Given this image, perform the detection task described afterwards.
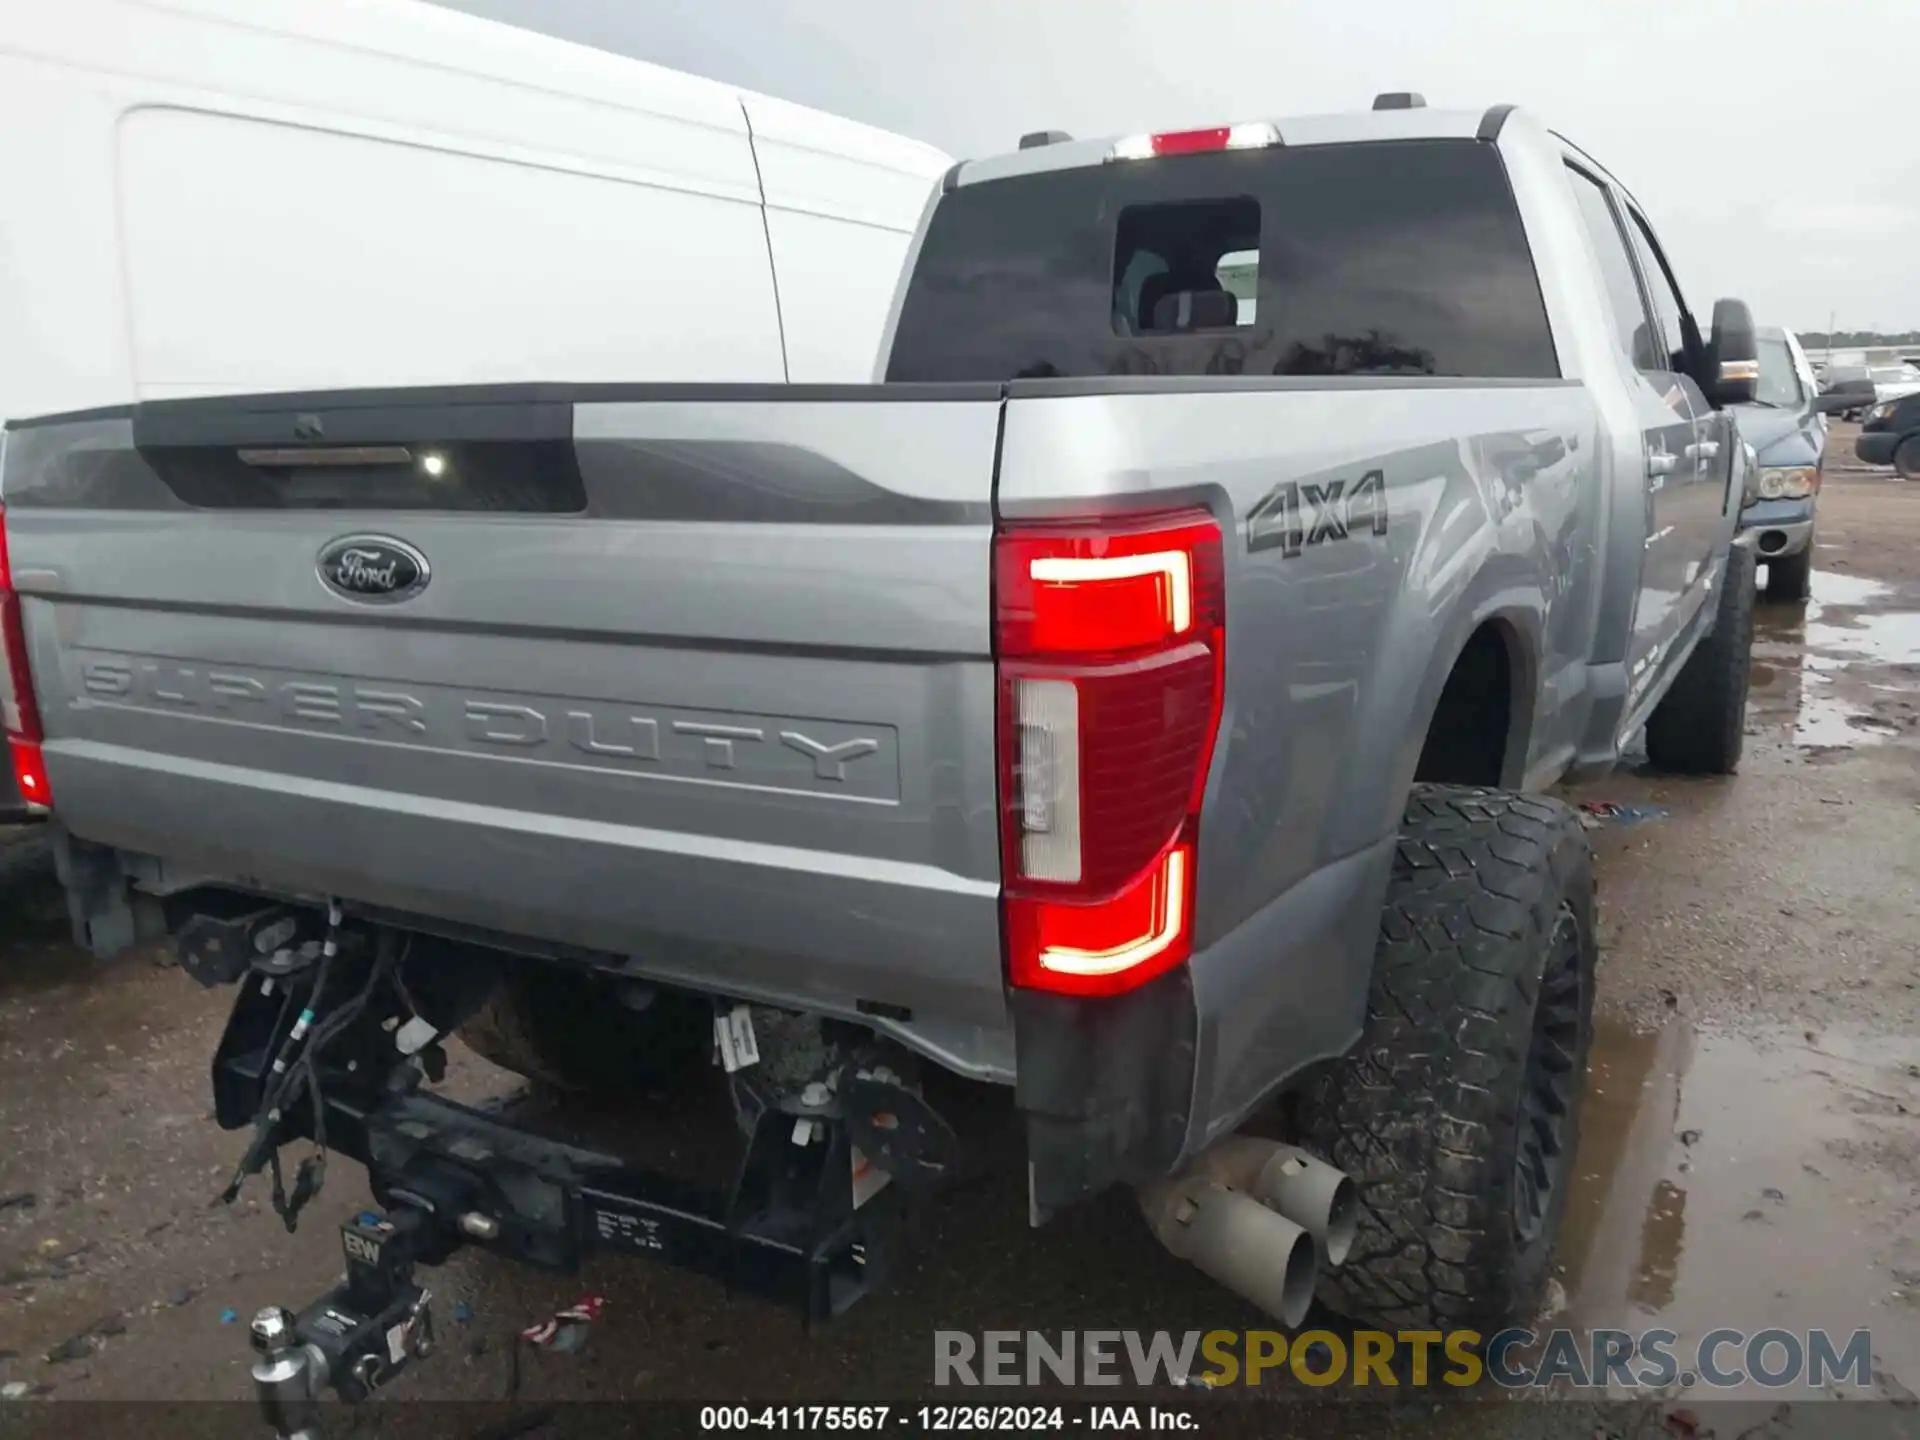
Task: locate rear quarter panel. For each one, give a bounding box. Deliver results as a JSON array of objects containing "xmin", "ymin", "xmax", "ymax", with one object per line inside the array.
[{"xmin": 1000, "ymin": 378, "xmax": 1603, "ymax": 1137}]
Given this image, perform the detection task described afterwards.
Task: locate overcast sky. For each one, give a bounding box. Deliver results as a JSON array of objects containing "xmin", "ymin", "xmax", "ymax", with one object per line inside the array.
[{"xmin": 436, "ymin": 0, "xmax": 1919, "ymax": 333}]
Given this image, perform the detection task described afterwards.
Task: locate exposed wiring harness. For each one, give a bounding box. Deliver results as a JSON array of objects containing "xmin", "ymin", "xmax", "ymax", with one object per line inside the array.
[{"xmin": 218, "ymin": 904, "xmax": 407, "ymax": 1231}]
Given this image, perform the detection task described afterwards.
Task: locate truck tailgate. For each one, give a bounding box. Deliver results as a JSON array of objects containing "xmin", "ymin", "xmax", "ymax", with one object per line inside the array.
[{"xmin": 2, "ymin": 386, "xmax": 1009, "ymax": 1029}]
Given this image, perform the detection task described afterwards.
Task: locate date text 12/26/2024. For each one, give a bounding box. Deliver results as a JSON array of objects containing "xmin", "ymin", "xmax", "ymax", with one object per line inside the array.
[{"xmin": 699, "ymin": 1407, "xmax": 1198, "ymax": 1432}]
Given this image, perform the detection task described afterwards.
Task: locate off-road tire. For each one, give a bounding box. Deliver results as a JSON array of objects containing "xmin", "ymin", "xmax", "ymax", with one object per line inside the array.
[
  {"xmin": 1896, "ymin": 437, "xmax": 1920, "ymax": 482},
  {"xmin": 1764, "ymin": 541, "xmax": 1812, "ymax": 602},
  {"xmin": 459, "ymin": 964, "xmax": 710, "ymax": 1093},
  {"xmin": 1296, "ymin": 785, "xmax": 1596, "ymax": 1335},
  {"xmin": 1644, "ymin": 542, "xmax": 1756, "ymax": 774}
]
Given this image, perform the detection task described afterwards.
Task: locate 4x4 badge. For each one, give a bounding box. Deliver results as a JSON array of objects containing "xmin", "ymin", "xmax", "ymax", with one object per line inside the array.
[{"xmin": 1247, "ymin": 469, "xmax": 1389, "ymax": 557}]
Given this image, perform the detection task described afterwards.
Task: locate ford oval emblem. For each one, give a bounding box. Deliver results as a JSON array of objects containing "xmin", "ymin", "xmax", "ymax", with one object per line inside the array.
[{"xmin": 317, "ymin": 535, "xmax": 431, "ymax": 604}]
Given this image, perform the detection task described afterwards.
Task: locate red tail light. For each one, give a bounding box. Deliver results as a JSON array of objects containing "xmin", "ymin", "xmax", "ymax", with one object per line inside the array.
[
  {"xmin": 0, "ymin": 504, "xmax": 50, "ymax": 810},
  {"xmin": 995, "ymin": 509, "xmax": 1225, "ymax": 996}
]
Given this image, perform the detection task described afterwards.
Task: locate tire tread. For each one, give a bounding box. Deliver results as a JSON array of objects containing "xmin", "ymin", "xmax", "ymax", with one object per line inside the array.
[
  {"xmin": 1297, "ymin": 784, "xmax": 1596, "ymax": 1334},
  {"xmin": 1645, "ymin": 544, "xmax": 1756, "ymax": 775}
]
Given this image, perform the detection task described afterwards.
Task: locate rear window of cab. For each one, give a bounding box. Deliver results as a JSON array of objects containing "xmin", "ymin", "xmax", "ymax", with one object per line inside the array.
[{"xmin": 886, "ymin": 139, "xmax": 1559, "ymax": 384}]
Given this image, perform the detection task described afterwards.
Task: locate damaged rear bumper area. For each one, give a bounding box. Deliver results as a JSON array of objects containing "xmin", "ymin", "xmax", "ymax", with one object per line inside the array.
[
  {"xmin": 178, "ymin": 902, "xmax": 945, "ymax": 1420},
  {"xmin": 114, "ymin": 813, "xmax": 1379, "ymax": 1423}
]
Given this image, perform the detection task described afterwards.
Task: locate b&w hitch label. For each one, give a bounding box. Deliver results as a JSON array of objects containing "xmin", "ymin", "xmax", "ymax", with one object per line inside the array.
[{"xmin": 594, "ymin": 1208, "xmax": 667, "ymax": 1254}]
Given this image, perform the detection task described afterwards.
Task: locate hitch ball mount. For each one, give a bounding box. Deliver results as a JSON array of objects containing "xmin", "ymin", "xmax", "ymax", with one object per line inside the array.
[{"xmin": 250, "ymin": 1208, "xmax": 437, "ymax": 1438}]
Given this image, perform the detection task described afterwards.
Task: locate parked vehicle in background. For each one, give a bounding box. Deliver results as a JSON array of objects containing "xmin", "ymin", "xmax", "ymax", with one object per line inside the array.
[
  {"xmin": 1857, "ymin": 392, "xmax": 1920, "ymax": 479},
  {"xmin": 1820, "ymin": 364, "xmax": 1879, "ymax": 421},
  {"xmin": 0, "ymin": 0, "xmax": 949, "ymax": 820},
  {"xmin": 4, "ymin": 93, "xmax": 1761, "ymax": 1414},
  {"xmin": 1734, "ymin": 327, "xmax": 1826, "ymax": 601},
  {"xmin": 0, "ymin": 0, "xmax": 951, "ymax": 420},
  {"xmin": 1870, "ymin": 363, "xmax": 1920, "ymax": 406}
]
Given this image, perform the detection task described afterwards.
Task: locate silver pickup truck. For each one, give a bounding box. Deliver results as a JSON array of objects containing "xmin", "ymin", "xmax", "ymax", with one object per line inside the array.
[{"xmin": 1, "ymin": 96, "xmax": 1758, "ymax": 1404}]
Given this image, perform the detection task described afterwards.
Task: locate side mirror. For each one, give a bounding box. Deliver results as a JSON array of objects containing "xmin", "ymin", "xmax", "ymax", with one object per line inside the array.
[
  {"xmin": 1814, "ymin": 390, "xmax": 1858, "ymax": 415},
  {"xmin": 1708, "ymin": 298, "xmax": 1758, "ymax": 406}
]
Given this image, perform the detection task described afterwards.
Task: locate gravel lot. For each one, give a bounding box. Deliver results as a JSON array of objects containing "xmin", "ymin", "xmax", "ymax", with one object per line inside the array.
[{"xmin": 3, "ymin": 429, "xmax": 1918, "ymax": 1437}]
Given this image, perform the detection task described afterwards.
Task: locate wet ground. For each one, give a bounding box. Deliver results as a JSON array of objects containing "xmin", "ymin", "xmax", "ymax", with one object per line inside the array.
[{"xmin": 3, "ymin": 436, "xmax": 1919, "ymax": 1436}]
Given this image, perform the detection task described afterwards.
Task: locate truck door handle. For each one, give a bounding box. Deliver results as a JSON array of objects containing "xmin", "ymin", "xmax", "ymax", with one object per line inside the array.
[
  {"xmin": 1647, "ymin": 452, "xmax": 1678, "ymax": 477},
  {"xmin": 1686, "ymin": 442, "xmax": 1720, "ymax": 461}
]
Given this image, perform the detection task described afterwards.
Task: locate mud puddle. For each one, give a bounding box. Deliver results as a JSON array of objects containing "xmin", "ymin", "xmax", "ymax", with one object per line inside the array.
[
  {"xmin": 1808, "ymin": 610, "xmax": 1920, "ymax": 667},
  {"xmin": 1746, "ymin": 659, "xmax": 1901, "ymax": 750},
  {"xmin": 1548, "ymin": 1015, "xmax": 1920, "ymax": 1400},
  {"xmin": 1750, "ymin": 569, "xmax": 1920, "ymax": 752}
]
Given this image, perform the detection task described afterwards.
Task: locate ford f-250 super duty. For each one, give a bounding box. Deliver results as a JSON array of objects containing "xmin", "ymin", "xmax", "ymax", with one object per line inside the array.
[{"xmin": 1, "ymin": 95, "xmax": 1759, "ymax": 1417}]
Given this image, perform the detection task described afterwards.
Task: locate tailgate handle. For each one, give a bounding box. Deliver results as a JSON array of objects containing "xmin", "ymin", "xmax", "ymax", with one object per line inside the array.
[{"xmin": 237, "ymin": 446, "xmax": 415, "ymax": 468}]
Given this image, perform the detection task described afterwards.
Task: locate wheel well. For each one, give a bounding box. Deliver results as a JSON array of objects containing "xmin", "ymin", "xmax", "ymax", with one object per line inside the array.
[{"xmin": 1413, "ymin": 623, "xmax": 1514, "ymax": 787}]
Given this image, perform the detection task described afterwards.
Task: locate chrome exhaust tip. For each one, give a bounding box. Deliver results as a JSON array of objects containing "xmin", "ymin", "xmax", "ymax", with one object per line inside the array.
[
  {"xmin": 1250, "ymin": 1145, "xmax": 1358, "ymax": 1270},
  {"xmin": 1141, "ymin": 1179, "xmax": 1317, "ymax": 1329},
  {"xmin": 1187, "ymin": 1137, "xmax": 1360, "ymax": 1269}
]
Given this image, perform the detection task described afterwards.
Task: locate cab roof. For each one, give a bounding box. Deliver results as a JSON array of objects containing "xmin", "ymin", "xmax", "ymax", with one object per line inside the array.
[{"xmin": 953, "ymin": 102, "xmax": 1521, "ymax": 190}]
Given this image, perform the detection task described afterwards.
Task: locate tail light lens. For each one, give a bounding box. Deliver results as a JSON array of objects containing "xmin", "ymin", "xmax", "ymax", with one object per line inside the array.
[
  {"xmin": 995, "ymin": 509, "xmax": 1225, "ymax": 996},
  {"xmin": 0, "ymin": 504, "xmax": 50, "ymax": 810}
]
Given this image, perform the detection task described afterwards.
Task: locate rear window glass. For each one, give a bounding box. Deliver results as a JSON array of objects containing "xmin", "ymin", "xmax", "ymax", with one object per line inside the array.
[
  {"xmin": 1113, "ymin": 199, "xmax": 1260, "ymax": 335},
  {"xmin": 887, "ymin": 139, "xmax": 1558, "ymax": 382}
]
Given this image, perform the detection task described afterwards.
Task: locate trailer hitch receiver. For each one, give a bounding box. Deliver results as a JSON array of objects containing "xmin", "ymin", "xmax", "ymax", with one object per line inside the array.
[{"xmin": 207, "ymin": 912, "xmax": 936, "ymax": 1435}]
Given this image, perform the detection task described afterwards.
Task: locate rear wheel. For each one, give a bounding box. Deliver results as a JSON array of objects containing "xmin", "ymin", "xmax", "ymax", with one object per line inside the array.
[
  {"xmin": 1764, "ymin": 540, "xmax": 1812, "ymax": 602},
  {"xmin": 1295, "ymin": 785, "xmax": 1596, "ymax": 1334},
  {"xmin": 1644, "ymin": 543, "xmax": 1756, "ymax": 774},
  {"xmin": 1896, "ymin": 437, "xmax": 1920, "ymax": 481},
  {"xmin": 459, "ymin": 964, "xmax": 711, "ymax": 1093}
]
